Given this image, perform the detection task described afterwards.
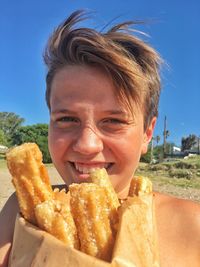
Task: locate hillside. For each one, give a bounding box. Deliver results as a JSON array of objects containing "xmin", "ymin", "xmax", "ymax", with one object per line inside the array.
[{"xmin": 136, "ymin": 155, "xmax": 200, "ymax": 202}]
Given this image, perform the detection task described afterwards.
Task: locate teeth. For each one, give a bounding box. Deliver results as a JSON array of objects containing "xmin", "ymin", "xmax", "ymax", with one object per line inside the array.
[{"xmin": 74, "ymin": 163, "xmax": 109, "ymax": 174}]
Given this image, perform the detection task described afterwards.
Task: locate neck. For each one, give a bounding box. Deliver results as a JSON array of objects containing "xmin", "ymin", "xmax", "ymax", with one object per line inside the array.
[{"xmin": 117, "ymin": 183, "xmax": 131, "ymax": 199}]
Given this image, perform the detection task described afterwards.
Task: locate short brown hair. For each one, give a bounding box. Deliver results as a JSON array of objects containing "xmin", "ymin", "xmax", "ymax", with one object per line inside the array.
[{"xmin": 44, "ymin": 10, "xmax": 162, "ymax": 130}]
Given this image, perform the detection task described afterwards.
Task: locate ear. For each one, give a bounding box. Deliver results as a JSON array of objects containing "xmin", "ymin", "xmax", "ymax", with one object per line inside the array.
[{"xmin": 141, "ymin": 117, "xmax": 157, "ymax": 155}]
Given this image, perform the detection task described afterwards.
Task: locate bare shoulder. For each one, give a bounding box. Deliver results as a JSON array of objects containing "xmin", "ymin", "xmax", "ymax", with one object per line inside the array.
[
  {"xmin": 154, "ymin": 192, "xmax": 200, "ymax": 266},
  {"xmin": 155, "ymin": 191, "xmax": 200, "ymax": 225},
  {"xmin": 0, "ymin": 193, "xmax": 19, "ymax": 267}
]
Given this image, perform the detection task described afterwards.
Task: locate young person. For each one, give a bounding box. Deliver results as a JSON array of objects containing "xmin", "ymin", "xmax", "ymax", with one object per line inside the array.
[{"xmin": 1, "ymin": 10, "xmax": 200, "ymax": 267}]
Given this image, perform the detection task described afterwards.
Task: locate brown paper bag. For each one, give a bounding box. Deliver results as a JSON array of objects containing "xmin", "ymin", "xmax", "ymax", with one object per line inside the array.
[
  {"xmin": 9, "ymin": 195, "xmax": 160, "ymax": 267},
  {"xmin": 8, "ymin": 215, "xmax": 110, "ymax": 267},
  {"xmin": 112, "ymin": 195, "xmax": 160, "ymax": 267}
]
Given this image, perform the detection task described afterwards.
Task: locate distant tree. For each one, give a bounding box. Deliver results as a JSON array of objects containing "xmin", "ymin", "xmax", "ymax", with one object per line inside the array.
[
  {"xmin": 150, "ymin": 135, "xmax": 160, "ymax": 163},
  {"xmin": 166, "ymin": 142, "xmax": 176, "ymax": 155},
  {"xmin": 0, "ymin": 129, "xmax": 8, "ymax": 146},
  {"xmin": 0, "ymin": 112, "xmax": 25, "ymax": 146},
  {"xmin": 181, "ymin": 134, "xmax": 196, "ymax": 151},
  {"xmin": 155, "ymin": 135, "xmax": 160, "ymax": 144},
  {"xmin": 12, "ymin": 124, "xmax": 51, "ymax": 163},
  {"xmin": 140, "ymin": 135, "xmax": 161, "ymax": 163},
  {"xmin": 140, "ymin": 146, "xmax": 151, "ymax": 163},
  {"xmin": 153, "ymin": 145, "xmax": 163, "ymax": 160},
  {"xmin": 152, "ymin": 142, "xmax": 175, "ymax": 161}
]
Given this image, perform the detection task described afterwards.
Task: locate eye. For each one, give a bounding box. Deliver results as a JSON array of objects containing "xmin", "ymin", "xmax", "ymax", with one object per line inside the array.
[
  {"xmin": 99, "ymin": 118, "xmax": 128, "ymax": 133},
  {"xmin": 57, "ymin": 116, "xmax": 79, "ymax": 123},
  {"xmin": 102, "ymin": 118, "xmax": 126, "ymax": 124},
  {"xmin": 53, "ymin": 116, "xmax": 80, "ymax": 129}
]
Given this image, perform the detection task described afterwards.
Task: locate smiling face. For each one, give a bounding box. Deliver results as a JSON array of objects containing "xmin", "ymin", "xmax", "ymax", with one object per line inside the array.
[{"xmin": 48, "ymin": 65, "xmax": 156, "ymax": 198}]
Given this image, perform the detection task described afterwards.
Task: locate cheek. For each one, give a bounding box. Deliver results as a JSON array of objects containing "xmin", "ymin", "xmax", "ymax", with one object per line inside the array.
[
  {"xmin": 48, "ymin": 127, "xmax": 55, "ymax": 156},
  {"xmin": 117, "ymin": 131, "xmax": 145, "ymax": 160},
  {"xmin": 121, "ymin": 144, "xmax": 142, "ymax": 172},
  {"xmin": 48, "ymin": 127, "xmax": 66, "ymax": 162}
]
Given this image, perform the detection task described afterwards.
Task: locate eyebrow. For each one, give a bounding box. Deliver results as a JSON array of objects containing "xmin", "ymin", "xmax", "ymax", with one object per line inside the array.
[
  {"xmin": 51, "ymin": 108, "xmax": 128, "ymax": 116},
  {"xmin": 104, "ymin": 110, "xmax": 128, "ymax": 116},
  {"xmin": 51, "ymin": 109, "xmax": 76, "ymax": 115}
]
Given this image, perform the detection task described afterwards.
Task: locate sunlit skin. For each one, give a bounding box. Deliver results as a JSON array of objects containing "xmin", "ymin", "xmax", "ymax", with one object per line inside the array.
[{"xmin": 48, "ymin": 65, "xmax": 156, "ymax": 198}]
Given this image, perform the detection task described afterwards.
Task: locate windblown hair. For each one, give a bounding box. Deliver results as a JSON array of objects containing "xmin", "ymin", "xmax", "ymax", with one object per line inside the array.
[{"xmin": 44, "ymin": 10, "xmax": 162, "ymax": 130}]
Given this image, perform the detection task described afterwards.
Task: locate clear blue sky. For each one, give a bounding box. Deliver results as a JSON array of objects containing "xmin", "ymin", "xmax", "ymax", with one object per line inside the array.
[{"xmin": 1, "ymin": 0, "xmax": 200, "ymax": 146}]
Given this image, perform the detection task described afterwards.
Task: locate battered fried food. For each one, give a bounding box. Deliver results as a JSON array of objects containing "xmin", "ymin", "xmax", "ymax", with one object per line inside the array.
[
  {"xmin": 7, "ymin": 143, "xmax": 79, "ymax": 248},
  {"xmin": 35, "ymin": 190, "xmax": 79, "ymax": 248},
  {"xmin": 6, "ymin": 143, "xmax": 118, "ymax": 256},
  {"xmin": 6, "ymin": 143, "xmax": 53, "ymax": 223},
  {"xmin": 129, "ymin": 176, "xmax": 152, "ymax": 197},
  {"xmin": 69, "ymin": 183, "xmax": 115, "ymax": 261},
  {"xmin": 89, "ymin": 168, "xmax": 120, "ymax": 234},
  {"xmin": 89, "ymin": 168, "xmax": 120, "ymax": 209},
  {"xmin": 7, "ymin": 142, "xmax": 158, "ymax": 264}
]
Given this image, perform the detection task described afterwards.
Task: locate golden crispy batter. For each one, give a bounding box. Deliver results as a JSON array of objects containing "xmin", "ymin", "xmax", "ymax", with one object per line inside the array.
[
  {"xmin": 7, "ymin": 143, "xmax": 124, "ymax": 260},
  {"xmin": 35, "ymin": 194, "xmax": 79, "ymax": 248},
  {"xmin": 6, "ymin": 143, "xmax": 79, "ymax": 248},
  {"xmin": 129, "ymin": 176, "xmax": 152, "ymax": 197},
  {"xmin": 89, "ymin": 168, "xmax": 120, "ymax": 209},
  {"xmin": 6, "ymin": 143, "xmax": 53, "ymax": 223},
  {"xmin": 69, "ymin": 183, "xmax": 115, "ymax": 261},
  {"xmin": 88, "ymin": 168, "xmax": 120, "ymax": 233}
]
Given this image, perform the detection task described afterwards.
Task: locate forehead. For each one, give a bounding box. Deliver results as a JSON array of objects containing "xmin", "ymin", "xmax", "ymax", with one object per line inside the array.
[
  {"xmin": 50, "ymin": 65, "xmax": 141, "ymax": 118},
  {"xmin": 52, "ymin": 65, "xmax": 111, "ymax": 90},
  {"xmin": 50, "ymin": 65, "xmax": 117, "ymax": 106}
]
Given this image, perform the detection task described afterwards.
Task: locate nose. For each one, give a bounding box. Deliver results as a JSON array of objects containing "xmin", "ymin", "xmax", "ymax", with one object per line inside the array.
[{"xmin": 72, "ymin": 126, "xmax": 103, "ymax": 155}]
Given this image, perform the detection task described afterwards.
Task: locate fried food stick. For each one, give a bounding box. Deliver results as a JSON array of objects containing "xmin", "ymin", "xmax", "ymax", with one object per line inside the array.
[
  {"xmin": 88, "ymin": 168, "xmax": 120, "ymax": 233},
  {"xmin": 129, "ymin": 176, "xmax": 153, "ymax": 197},
  {"xmin": 35, "ymin": 189, "xmax": 79, "ymax": 248},
  {"xmin": 6, "ymin": 143, "xmax": 79, "ymax": 249},
  {"xmin": 89, "ymin": 168, "xmax": 120, "ymax": 209},
  {"xmin": 69, "ymin": 183, "xmax": 115, "ymax": 261},
  {"xmin": 6, "ymin": 143, "xmax": 53, "ymax": 223}
]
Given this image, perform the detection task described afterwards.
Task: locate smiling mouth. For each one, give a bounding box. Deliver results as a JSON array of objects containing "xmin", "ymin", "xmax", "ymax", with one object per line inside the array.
[{"xmin": 69, "ymin": 162, "xmax": 113, "ymax": 174}]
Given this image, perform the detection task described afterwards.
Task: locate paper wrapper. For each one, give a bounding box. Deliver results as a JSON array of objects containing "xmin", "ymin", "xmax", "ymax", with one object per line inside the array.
[{"xmin": 8, "ymin": 194, "xmax": 160, "ymax": 267}]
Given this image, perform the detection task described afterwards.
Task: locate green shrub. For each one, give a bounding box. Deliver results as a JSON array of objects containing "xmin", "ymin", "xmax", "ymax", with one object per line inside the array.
[
  {"xmin": 174, "ymin": 161, "xmax": 195, "ymax": 169},
  {"xmin": 140, "ymin": 152, "xmax": 151, "ymax": 163},
  {"xmin": 168, "ymin": 169, "xmax": 193, "ymax": 179},
  {"xmin": 36, "ymin": 136, "xmax": 52, "ymax": 163},
  {"xmin": 0, "ymin": 154, "xmax": 5, "ymax": 160},
  {"xmin": 148, "ymin": 164, "xmax": 168, "ymax": 172},
  {"xmin": 195, "ymin": 162, "xmax": 200, "ymax": 169},
  {"xmin": 11, "ymin": 124, "xmax": 52, "ymax": 163}
]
